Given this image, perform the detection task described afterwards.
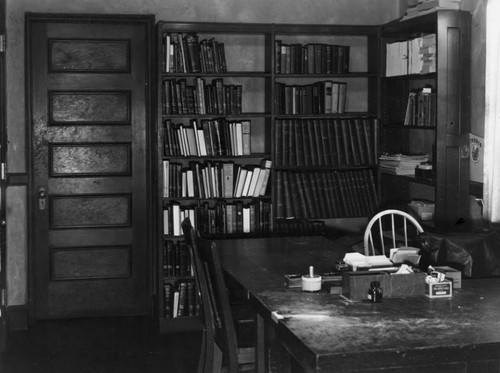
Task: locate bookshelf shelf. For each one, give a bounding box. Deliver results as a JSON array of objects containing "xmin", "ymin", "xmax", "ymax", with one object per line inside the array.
[
  {"xmin": 275, "ymin": 72, "xmax": 376, "ymax": 78},
  {"xmin": 162, "ymin": 72, "xmax": 272, "ymax": 77},
  {"xmin": 378, "ymin": 10, "xmax": 471, "ymax": 233},
  {"xmin": 382, "ymin": 124, "xmax": 436, "ymax": 130},
  {"xmin": 383, "ymin": 72, "xmax": 437, "ymax": 81},
  {"xmin": 274, "ymin": 112, "xmax": 376, "ymax": 119}
]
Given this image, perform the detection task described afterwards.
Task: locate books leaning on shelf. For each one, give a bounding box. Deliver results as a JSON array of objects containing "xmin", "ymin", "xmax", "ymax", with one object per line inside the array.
[
  {"xmin": 404, "ymin": 87, "xmax": 436, "ymax": 126},
  {"xmin": 274, "ymin": 80, "xmax": 347, "ymax": 115},
  {"xmin": 163, "ymin": 240, "xmax": 193, "ymax": 277},
  {"xmin": 163, "ymin": 280, "xmax": 197, "ymax": 318},
  {"xmin": 385, "ymin": 33, "xmax": 436, "ymax": 77},
  {"xmin": 163, "ymin": 199, "xmax": 273, "ymax": 237},
  {"xmin": 162, "ymin": 78, "xmax": 242, "ymax": 115},
  {"xmin": 274, "ymin": 168, "xmax": 379, "ymax": 219},
  {"xmin": 379, "ymin": 153, "xmax": 430, "ymax": 176},
  {"xmin": 274, "ymin": 117, "xmax": 378, "ymax": 167},
  {"xmin": 162, "ymin": 32, "xmax": 227, "ymax": 73},
  {"xmin": 163, "ymin": 118, "xmax": 251, "ymax": 157},
  {"xmin": 162, "ymin": 159, "xmax": 272, "ymax": 199},
  {"xmin": 274, "ymin": 40, "xmax": 350, "ymax": 74}
]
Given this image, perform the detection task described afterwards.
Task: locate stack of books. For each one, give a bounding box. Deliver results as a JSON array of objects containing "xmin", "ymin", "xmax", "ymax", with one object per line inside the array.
[
  {"xmin": 379, "ymin": 153, "xmax": 429, "ymax": 176},
  {"xmin": 403, "ymin": 0, "xmax": 461, "ymax": 20}
]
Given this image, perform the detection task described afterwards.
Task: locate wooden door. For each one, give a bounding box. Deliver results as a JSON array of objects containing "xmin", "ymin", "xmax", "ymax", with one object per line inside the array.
[{"xmin": 27, "ymin": 14, "xmax": 153, "ymax": 319}]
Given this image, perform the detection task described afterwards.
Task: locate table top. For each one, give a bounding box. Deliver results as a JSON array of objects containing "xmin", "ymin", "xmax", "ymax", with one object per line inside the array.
[{"xmin": 216, "ymin": 236, "xmax": 500, "ymax": 372}]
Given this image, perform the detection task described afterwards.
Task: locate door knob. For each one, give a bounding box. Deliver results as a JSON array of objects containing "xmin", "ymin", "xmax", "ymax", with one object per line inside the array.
[{"xmin": 38, "ymin": 187, "xmax": 47, "ymax": 211}]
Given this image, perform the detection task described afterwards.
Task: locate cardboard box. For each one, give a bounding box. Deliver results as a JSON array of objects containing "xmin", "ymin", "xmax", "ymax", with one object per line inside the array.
[
  {"xmin": 433, "ymin": 266, "xmax": 462, "ymax": 289},
  {"xmin": 408, "ymin": 200, "xmax": 435, "ymax": 221},
  {"xmin": 425, "ymin": 280, "xmax": 452, "ymax": 298},
  {"xmin": 342, "ymin": 270, "xmax": 427, "ymax": 301}
]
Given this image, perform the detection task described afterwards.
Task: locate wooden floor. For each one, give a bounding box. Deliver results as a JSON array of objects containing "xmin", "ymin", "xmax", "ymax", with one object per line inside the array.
[{"xmin": 0, "ymin": 316, "xmax": 202, "ymax": 373}]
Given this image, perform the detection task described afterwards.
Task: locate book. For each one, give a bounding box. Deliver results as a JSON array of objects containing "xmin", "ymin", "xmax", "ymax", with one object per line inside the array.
[
  {"xmin": 241, "ymin": 120, "xmax": 251, "ymax": 156},
  {"xmin": 247, "ymin": 167, "xmax": 261, "ymax": 197},
  {"xmin": 234, "ymin": 167, "xmax": 248, "ymax": 198},
  {"xmin": 164, "ymin": 283, "xmax": 173, "ymax": 318},
  {"xmin": 339, "ymin": 119, "xmax": 352, "ymax": 165},
  {"xmin": 241, "ymin": 168, "xmax": 254, "ymax": 197},
  {"xmin": 177, "ymin": 281, "xmax": 188, "ymax": 317},
  {"xmin": 172, "ymin": 290, "xmax": 180, "ymax": 318},
  {"xmin": 257, "ymin": 159, "xmax": 272, "ymax": 196}
]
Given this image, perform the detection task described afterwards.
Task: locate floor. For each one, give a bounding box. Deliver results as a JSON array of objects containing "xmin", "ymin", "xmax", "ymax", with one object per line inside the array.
[{"xmin": 0, "ymin": 316, "xmax": 202, "ymax": 373}]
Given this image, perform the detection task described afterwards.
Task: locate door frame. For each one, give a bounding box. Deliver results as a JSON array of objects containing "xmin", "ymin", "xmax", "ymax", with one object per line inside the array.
[
  {"xmin": 25, "ymin": 13, "xmax": 156, "ymax": 322},
  {"xmin": 0, "ymin": 0, "xmax": 6, "ymax": 350}
]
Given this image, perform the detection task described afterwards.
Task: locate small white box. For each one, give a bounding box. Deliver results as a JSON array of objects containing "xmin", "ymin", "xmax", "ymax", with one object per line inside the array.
[
  {"xmin": 408, "ymin": 200, "xmax": 435, "ymax": 221},
  {"xmin": 425, "ymin": 280, "xmax": 452, "ymax": 298}
]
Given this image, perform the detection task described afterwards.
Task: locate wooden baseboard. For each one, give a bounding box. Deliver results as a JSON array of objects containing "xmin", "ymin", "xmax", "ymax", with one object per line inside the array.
[{"xmin": 7, "ymin": 305, "xmax": 29, "ymax": 330}]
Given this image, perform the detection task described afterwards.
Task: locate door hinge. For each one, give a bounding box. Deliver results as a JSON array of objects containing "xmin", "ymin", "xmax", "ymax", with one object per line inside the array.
[
  {"xmin": 0, "ymin": 163, "xmax": 5, "ymax": 181},
  {"xmin": 0, "ymin": 34, "xmax": 5, "ymax": 53}
]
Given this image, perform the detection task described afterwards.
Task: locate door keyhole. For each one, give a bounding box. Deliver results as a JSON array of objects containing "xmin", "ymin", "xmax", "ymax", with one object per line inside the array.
[{"xmin": 38, "ymin": 187, "xmax": 47, "ymax": 211}]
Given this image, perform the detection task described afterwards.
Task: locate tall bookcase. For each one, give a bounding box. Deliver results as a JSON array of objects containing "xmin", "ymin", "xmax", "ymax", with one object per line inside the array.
[
  {"xmin": 378, "ymin": 10, "xmax": 471, "ymax": 232},
  {"xmin": 271, "ymin": 24, "xmax": 380, "ymax": 234},
  {"xmin": 155, "ymin": 22, "xmax": 274, "ymax": 332},
  {"xmin": 155, "ymin": 21, "xmax": 380, "ymax": 331}
]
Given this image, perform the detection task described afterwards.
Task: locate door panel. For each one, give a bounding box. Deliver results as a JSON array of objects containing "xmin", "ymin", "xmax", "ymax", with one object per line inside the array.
[{"xmin": 28, "ymin": 15, "xmax": 153, "ymax": 319}]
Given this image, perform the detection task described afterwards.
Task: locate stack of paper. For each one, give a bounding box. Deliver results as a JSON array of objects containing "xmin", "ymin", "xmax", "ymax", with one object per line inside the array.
[
  {"xmin": 379, "ymin": 153, "xmax": 429, "ymax": 176},
  {"xmin": 403, "ymin": 0, "xmax": 461, "ymax": 20},
  {"xmin": 343, "ymin": 252, "xmax": 393, "ymax": 270}
]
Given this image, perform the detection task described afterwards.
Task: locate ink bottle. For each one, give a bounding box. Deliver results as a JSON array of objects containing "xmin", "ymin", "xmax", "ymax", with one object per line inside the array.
[{"xmin": 367, "ymin": 281, "xmax": 383, "ymax": 302}]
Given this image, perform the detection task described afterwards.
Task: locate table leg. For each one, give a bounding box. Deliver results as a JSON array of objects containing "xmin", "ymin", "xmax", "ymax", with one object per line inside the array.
[{"xmin": 256, "ymin": 313, "xmax": 266, "ymax": 373}]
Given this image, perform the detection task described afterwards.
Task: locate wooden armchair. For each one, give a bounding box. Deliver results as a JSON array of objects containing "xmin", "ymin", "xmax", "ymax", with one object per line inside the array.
[{"xmin": 181, "ymin": 218, "xmax": 255, "ymax": 372}]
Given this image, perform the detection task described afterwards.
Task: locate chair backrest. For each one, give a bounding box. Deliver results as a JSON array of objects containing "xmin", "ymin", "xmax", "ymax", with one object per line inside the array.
[
  {"xmin": 181, "ymin": 217, "xmax": 239, "ymax": 372},
  {"xmin": 181, "ymin": 218, "xmax": 215, "ymax": 373},
  {"xmin": 364, "ymin": 209, "xmax": 424, "ymax": 256}
]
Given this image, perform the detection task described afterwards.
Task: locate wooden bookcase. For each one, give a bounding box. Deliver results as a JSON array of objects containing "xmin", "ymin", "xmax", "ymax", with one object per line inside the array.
[
  {"xmin": 154, "ymin": 21, "xmax": 380, "ymax": 331},
  {"xmin": 155, "ymin": 21, "xmax": 274, "ymax": 332},
  {"xmin": 378, "ymin": 10, "xmax": 471, "ymax": 232},
  {"xmin": 271, "ymin": 24, "xmax": 380, "ymax": 234}
]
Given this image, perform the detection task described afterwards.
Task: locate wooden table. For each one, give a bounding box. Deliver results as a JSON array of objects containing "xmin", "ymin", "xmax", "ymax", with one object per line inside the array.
[{"xmin": 216, "ymin": 236, "xmax": 500, "ymax": 373}]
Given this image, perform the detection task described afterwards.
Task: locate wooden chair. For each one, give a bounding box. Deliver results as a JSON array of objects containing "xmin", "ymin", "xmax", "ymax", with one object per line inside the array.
[
  {"xmin": 181, "ymin": 218, "xmax": 215, "ymax": 373},
  {"xmin": 181, "ymin": 218, "xmax": 255, "ymax": 373},
  {"xmin": 364, "ymin": 209, "xmax": 424, "ymax": 257}
]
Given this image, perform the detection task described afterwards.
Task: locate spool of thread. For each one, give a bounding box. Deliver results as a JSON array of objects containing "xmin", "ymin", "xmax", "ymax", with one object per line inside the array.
[{"xmin": 302, "ymin": 266, "xmax": 322, "ymax": 292}]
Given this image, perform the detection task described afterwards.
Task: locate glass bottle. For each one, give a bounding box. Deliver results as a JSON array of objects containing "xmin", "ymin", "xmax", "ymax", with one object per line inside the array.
[{"xmin": 367, "ymin": 281, "xmax": 383, "ymax": 302}]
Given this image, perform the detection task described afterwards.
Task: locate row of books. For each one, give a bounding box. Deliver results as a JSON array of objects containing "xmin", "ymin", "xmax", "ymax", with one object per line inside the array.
[
  {"xmin": 274, "ymin": 219, "xmax": 326, "ymax": 236},
  {"xmin": 163, "ymin": 200, "xmax": 273, "ymax": 236},
  {"xmin": 162, "ymin": 78, "xmax": 242, "ymax": 115},
  {"xmin": 274, "ymin": 40, "xmax": 350, "ymax": 74},
  {"xmin": 162, "ymin": 160, "xmax": 272, "ymax": 199},
  {"xmin": 274, "ymin": 117, "xmax": 378, "ymax": 167},
  {"xmin": 404, "ymin": 87, "xmax": 436, "ymax": 126},
  {"xmin": 162, "ymin": 32, "xmax": 227, "ymax": 73},
  {"xmin": 163, "ymin": 118, "xmax": 251, "ymax": 157},
  {"xmin": 385, "ymin": 33, "xmax": 436, "ymax": 77},
  {"xmin": 162, "ymin": 240, "xmax": 192, "ymax": 277},
  {"xmin": 274, "ymin": 81, "xmax": 347, "ymax": 115},
  {"xmin": 163, "ymin": 280, "xmax": 198, "ymax": 318},
  {"xmin": 275, "ymin": 169, "xmax": 379, "ymax": 219},
  {"xmin": 379, "ymin": 152, "xmax": 430, "ymax": 176}
]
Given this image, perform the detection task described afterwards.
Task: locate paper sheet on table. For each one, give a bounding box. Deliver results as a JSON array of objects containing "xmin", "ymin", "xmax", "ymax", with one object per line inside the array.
[{"xmin": 343, "ymin": 252, "xmax": 393, "ymax": 269}]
